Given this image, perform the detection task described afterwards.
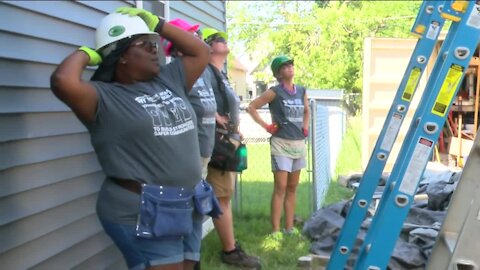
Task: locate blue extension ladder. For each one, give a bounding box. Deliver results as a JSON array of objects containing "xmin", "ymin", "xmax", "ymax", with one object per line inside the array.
[
  {"xmin": 328, "ymin": 1, "xmax": 480, "ymax": 269},
  {"xmin": 327, "ymin": 1, "xmax": 447, "ymax": 268}
]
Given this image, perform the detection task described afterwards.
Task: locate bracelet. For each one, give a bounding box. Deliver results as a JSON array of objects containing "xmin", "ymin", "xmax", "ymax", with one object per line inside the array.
[{"xmin": 155, "ymin": 17, "xmax": 166, "ymax": 33}]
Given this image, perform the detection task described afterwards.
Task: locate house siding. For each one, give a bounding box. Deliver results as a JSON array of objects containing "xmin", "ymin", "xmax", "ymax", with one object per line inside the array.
[
  {"xmin": 229, "ymin": 68, "xmax": 248, "ymax": 100},
  {"xmin": 169, "ymin": 0, "xmax": 226, "ymax": 30},
  {"xmin": 0, "ymin": 1, "xmax": 225, "ymax": 269}
]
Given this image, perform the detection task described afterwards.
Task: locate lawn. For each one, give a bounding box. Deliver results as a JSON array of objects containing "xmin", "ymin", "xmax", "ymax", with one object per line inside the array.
[{"xmin": 200, "ymin": 116, "xmax": 361, "ymax": 269}]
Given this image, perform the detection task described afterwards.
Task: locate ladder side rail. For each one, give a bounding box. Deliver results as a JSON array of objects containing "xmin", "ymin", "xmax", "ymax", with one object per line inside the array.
[
  {"xmin": 326, "ymin": 2, "xmax": 447, "ymax": 268},
  {"xmin": 411, "ymin": 0, "xmax": 440, "ymax": 36},
  {"xmin": 441, "ymin": 0, "xmax": 471, "ymax": 22},
  {"xmin": 354, "ymin": 3, "xmax": 480, "ymax": 269}
]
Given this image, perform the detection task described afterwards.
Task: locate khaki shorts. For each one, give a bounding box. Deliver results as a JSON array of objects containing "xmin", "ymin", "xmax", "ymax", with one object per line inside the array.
[{"xmin": 206, "ymin": 166, "xmax": 236, "ymax": 198}]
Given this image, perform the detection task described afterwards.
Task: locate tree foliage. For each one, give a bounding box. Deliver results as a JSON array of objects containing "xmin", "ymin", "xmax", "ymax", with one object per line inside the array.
[{"xmin": 226, "ymin": 0, "xmax": 421, "ymax": 114}]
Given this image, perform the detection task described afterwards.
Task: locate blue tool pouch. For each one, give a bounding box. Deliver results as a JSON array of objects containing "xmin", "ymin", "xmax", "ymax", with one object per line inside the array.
[
  {"xmin": 136, "ymin": 184, "xmax": 194, "ymax": 238},
  {"xmin": 193, "ymin": 179, "xmax": 223, "ymax": 218}
]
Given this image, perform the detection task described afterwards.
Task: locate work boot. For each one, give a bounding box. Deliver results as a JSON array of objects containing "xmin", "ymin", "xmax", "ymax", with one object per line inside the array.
[{"xmin": 221, "ymin": 242, "xmax": 261, "ymax": 269}]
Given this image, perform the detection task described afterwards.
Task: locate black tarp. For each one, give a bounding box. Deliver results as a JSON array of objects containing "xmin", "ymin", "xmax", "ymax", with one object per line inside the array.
[{"xmin": 303, "ymin": 163, "xmax": 462, "ymax": 269}]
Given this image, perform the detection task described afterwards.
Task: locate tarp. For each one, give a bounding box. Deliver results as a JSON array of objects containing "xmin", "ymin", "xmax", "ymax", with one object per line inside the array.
[{"xmin": 303, "ymin": 162, "xmax": 462, "ymax": 269}]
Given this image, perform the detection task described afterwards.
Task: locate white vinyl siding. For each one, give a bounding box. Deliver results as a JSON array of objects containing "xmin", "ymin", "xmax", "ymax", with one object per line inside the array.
[{"xmin": 0, "ymin": 1, "xmax": 225, "ymax": 268}]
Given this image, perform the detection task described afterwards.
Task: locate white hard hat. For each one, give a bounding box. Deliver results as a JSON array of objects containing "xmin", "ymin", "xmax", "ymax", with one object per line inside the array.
[{"xmin": 95, "ymin": 13, "xmax": 158, "ymax": 50}]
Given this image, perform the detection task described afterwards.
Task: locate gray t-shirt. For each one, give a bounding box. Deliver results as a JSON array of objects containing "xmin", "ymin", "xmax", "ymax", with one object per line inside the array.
[
  {"xmin": 88, "ymin": 60, "xmax": 201, "ymax": 224},
  {"xmin": 269, "ymin": 84, "xmax": 306, "ymax": 140},
  {"xmin": 188, "ymin": 67, "xmax": 216, "ymax": 158},
  {"xmin": 210, "ymin": 66, "xmax": 240, "ymax": 128}
]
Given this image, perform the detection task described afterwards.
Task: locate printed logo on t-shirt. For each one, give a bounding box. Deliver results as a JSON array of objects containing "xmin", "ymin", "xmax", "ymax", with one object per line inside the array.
[
  {"xmin": 282, "ymin": 99, "xmax": 304, "ymax": 123},
  {"xmin": 193, "ymin": 78, "xmax": 216, "ymax": 125},
  {"xmin": 135, "ymin": 89, "xmax": 195, "ymax": 136}
]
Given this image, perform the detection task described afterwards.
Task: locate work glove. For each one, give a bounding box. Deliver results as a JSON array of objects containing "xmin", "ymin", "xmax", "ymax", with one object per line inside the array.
[
  {"xmin": 303, "ymin": 128, "xmax": 309, "ymax": 138},
  {"xmin": 265, "ymin": 123, "xmax": 279, "ymax": 135},
  {"xmin": 78, "ymin": 46, "xmax": 102, "ymax": 66},
  {"xmin": 116, "ymin": 7, "xmax": 160, "ymax": 32}
]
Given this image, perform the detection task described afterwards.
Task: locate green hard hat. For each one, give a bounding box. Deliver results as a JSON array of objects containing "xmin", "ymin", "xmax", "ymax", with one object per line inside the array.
[
  {"xmin": 201, "ymin": 27, "xmax": 228, "ymax": 43},
  {"xmin": 271, "ymin": 55, "xmax": 294, "ymax": 76}
]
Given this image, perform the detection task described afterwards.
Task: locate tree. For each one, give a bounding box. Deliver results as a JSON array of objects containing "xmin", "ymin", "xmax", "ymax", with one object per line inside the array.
[
  {"xmin": 315, "ymin": 0, "xmax": 362, "ymax": 9},
  {"xmin": 226, "ymin": 0, "xmax": 421, "ymax": 114}
]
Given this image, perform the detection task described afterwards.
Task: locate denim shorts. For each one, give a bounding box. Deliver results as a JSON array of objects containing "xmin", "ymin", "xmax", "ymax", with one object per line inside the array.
[{"xmin": 99, "ymin": 213, "xmax": 203, "ymax": 270}]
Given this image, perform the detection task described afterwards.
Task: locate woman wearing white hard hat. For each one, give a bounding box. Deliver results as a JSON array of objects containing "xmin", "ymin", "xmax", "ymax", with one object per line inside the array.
[{"xmin": 51, "ymin": 7, "xmax": 210, "ymax": 270}]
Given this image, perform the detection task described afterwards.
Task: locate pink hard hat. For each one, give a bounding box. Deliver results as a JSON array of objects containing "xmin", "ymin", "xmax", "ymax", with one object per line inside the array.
[{"xmin": 162, "ymin": 18, "xmax": 200, "ymax": 56}]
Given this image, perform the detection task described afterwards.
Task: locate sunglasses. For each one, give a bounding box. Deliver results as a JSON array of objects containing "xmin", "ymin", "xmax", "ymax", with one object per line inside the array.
[
  {"xmin": 206, "ymin": 35, "xmax": 227, "ymax": 44},
  {"xmin": 213, "ymin": 36, "xmax": 227, "ymax": 43},
  {"xmin": 130, "ymin": 40, "xmax": 159, "ymax": 53}
]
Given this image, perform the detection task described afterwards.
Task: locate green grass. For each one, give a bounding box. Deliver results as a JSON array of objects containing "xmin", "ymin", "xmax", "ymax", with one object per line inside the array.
[
  {"xmin": 200, "ymin": 115, "xmax": 361, "ymax": 269},
  {"xmin": 334, "ymin": 115, "xmax": 363, "ymax": 179},
  {"xmin": 201, "ymin": 164, "xmax": 312, "ymax": 270},
  {"xmin": 200, "ymin": 180, "xmax": 312, "ymax": 270}
]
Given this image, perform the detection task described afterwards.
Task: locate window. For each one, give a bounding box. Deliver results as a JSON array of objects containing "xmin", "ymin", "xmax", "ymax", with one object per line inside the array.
[{"xmin": 136, "ymin": 1, "xmax": 168, "ymax": 63}]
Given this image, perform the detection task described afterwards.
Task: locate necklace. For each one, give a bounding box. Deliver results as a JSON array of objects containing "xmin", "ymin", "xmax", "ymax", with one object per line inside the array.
[{"xmin": 281, "ymin": 83, "xmax": 297, "ymax": 96}]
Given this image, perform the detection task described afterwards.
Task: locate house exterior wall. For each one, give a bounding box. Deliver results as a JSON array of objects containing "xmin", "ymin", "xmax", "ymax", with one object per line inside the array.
[
  {"xmin": 169, "ymin": 1, "xmax": 226, "ymax": 30},
  {"xmin": 0, "ymin": 1, "xmax": 225, "ymax": 269},
  {"xmin": 229, "ymin": 68, "xmax": 248, "ymax": 101}
]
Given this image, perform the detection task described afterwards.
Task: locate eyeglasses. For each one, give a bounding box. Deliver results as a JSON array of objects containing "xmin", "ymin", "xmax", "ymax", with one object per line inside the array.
[{"xmin": 130, "ymin": 40, "xmax": 159, "ymax": 53}]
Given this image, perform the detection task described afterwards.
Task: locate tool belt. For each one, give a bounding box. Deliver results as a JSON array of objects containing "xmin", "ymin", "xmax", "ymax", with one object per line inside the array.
[
  {"xmin": 113, "ymin": 178, "xmax": 222, "ymax": 238},
  {"xmin": 112, "ymin": 178, "xmax": 142, "ymax": 194}
]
